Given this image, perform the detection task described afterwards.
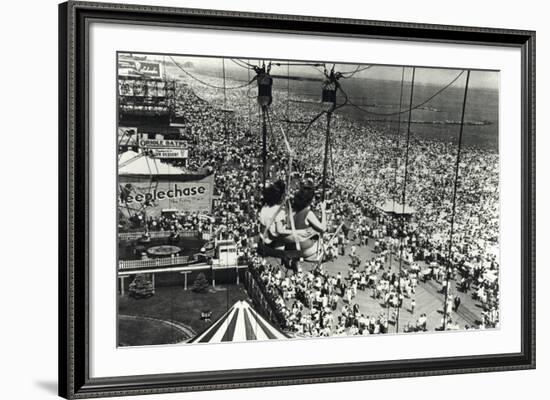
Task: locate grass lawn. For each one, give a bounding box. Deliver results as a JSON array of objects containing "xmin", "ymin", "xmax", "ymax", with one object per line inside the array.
[
  {"xmin": 118, "ymin": 316, "xmax": 189, "ymax": 346},
  {"xmin": 118, "ymin": 284, "xmax": 250, "ymax": 345}
]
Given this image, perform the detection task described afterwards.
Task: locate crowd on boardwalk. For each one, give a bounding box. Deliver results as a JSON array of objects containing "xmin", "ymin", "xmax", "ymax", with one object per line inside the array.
[
  {"xmin": 245, "ymin": 225, "xmax": 498, "ymax": 337},
  {"xmin": 118, "ymin": 67, "xmax": 500, "ymax": 335}
]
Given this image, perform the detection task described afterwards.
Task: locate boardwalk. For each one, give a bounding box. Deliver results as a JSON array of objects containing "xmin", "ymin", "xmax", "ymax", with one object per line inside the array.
[{"xmin": 292, "ymin": 237, "xmax": 485, "ymax": 333}]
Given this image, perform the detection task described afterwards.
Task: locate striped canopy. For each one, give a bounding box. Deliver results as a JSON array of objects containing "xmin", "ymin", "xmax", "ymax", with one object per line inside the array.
[{"xmin": 188, "ymin": 301, "xmax": 288, "ymax": 343}]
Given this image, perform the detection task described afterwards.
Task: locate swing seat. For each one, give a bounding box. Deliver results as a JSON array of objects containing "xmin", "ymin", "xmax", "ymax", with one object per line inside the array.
[
  {"xmin": 281, "ymin": 233, "xmax": 322, "ymax": 262},
  {"xmin": 256, "ymin": 232, "xmax": 321, "ymax": 263},
  {"xmin": 256, "ymin": 237, "xmax": 286, "ymax": 257}
]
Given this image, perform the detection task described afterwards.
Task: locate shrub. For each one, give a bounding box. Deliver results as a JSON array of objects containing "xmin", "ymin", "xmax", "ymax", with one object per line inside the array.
[
  {"xmin": 128, "ymin": 274, "xmax": 155, "ymax": 299},
  {"xmin": 192, "ymin": 272, "xmax": 209, "ymax": 293}
]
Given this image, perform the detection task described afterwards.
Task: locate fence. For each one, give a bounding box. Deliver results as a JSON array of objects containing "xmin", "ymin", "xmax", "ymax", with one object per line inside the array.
[
  {"xmin": 118, "ymin": 230, "xmax": 200, "ymax": 241},
  {"xmin": 243, "ymin": 270, "xmax": 286, "ymax": 330},
  {"xmin": 119, "ymin": 255, "xmax": 192, "ymax": 271}
]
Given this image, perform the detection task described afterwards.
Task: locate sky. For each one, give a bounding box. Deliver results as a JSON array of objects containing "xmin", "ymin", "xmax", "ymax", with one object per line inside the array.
[{"xmin": 133, "ymin": 53, "xmax": 499, "ymax": 90}]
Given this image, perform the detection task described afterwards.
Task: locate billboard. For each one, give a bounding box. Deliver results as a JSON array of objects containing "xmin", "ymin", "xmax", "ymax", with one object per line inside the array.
[
  {"xmin": 135, "ymin": 60, "xmax": 163, "ymax": 79},
  {"xmin": 118, "ymin": 79, "xmax": 175, "ymax": 98},
  {"xmin": 119, "ymin": 174, "xmax": 214, "ymax": 216},
  {"xmin": 138, "ymin": 139, "xmax": 187, "ymax": 148},
  {"xmin": 118, "ymin": 58, "xmax": 163, "ymax": 79},
  {"xmin": 139, "ymin": 138, "xmax": 188, "ymax": 159},
  {"xmin": 149, "ymin": 149, "xmax": 188, "ymax": 159}
]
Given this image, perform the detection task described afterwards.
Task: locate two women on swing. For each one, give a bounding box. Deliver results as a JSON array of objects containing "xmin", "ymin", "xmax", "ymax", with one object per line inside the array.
[{"xmin": 258, "ymin": 179, "xmax": 327, "ymax": 265}]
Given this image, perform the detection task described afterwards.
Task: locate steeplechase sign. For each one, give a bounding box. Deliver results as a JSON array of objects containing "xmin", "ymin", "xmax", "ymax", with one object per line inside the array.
[{"xmin": 119, "ymin": 174, "xmax": 214, "ymax": 215}]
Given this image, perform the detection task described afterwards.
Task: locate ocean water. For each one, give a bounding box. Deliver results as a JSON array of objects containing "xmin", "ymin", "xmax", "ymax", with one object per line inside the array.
[
  {"xmin": 278, "ymin": 78, "xmax": 499, "ymax": 151},
  {"xmin": 165, "ymin": 60, "xmax": 499, "ymax": 151}
]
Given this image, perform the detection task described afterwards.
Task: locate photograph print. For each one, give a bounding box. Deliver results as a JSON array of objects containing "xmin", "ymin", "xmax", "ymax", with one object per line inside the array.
[{"xmin": 116, "ymin": 52, "xmax": 500, "ymax": 347}]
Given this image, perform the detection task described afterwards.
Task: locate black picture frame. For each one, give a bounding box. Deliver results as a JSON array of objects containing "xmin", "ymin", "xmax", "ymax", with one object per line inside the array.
[{"xmin": 59, "ymin": 1, "xmax": 536, "ymax": 398}]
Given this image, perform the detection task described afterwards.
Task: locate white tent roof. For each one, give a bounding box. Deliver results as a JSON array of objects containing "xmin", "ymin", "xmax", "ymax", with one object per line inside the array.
[
  {"xmin": 119, "ymin": 150, "xmax": 184, "ymax": 176},
  {"xmin": 188, "ymin": 301, "xmax": 288, "ymax": 343},
  {"xmin": 377, "ymin": 200, "xmax": 416, "ymax": 215}
]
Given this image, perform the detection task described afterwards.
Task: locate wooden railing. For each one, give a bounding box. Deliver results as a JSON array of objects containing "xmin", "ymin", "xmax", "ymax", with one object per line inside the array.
[
  {"xmin": 119, "ymin": 255, "xmax": 191, "ymax": 271},
  {"xmin": 118, "ymin": 230, "xmax": 200, "ymax": 241},
  {"xmin": 243, "ymin": 270, "xmax": 286, "ymax": 330}
]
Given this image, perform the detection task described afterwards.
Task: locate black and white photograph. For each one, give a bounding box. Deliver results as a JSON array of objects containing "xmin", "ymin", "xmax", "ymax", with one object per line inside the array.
[
  {"xmin": 0, "ymin": 0, "xmax": 542, "ymax": 398},
  {"xmin": 116, "ymin": 52, "xmax": 500, "ymax": 347}
]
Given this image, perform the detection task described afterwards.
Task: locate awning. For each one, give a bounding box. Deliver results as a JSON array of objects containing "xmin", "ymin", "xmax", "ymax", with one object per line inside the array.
[
  {"xmin": 188, "ymin": 301, "xmax": 288, "ymax": 343},
  {"xmin": 119, "ymin": 150, "xmax": 185, "ymax": 176},
  {"xmin": 118, "ymin": 150, "xmax": 210, "ymax": 181}
]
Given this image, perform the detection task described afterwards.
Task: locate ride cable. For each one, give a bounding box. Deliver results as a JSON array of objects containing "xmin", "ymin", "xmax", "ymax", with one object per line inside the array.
[
  {"xmin": 222, "ymin": 58, "xmax": 228, "ymax": 143},
  {"xmin": 339, "ymin": 64, "xmax": 372, "ymax": 78},
  {"xmin": 395, "ymin": 66, "xmax": 416, "ymax": 333},
  {"xmin": 247, "ymin": 60, "xmax": 253, "ymax": 134},
  {"xmin": 313, "ymin": 174, "xmax": 372, "ymax": 266},
  {"xmin": 271, "ymin": 62, "xmax": 324, "ymax": 67},
  {"xmin": 287, "ymin": 64, "xmax": 290, "ymax": 137},
  {"xmin": 261, "ymin": 108, "xmax": 269, "ymax": 187},
  {"xmin": 319, "ymin": 66, "xmax": 354, "ymax": 200},
  {"xmin": 297, "ymin": 82, "xmax": 350, "ymax": 137},
  {"xmin": 253, "ymin": 62, "xmax": 274, "ymax": 189},
  {"xmin": 233, "ymin": 59, "xmax": 258, "ymax": 69},
  {"xmin": 321, "ymin": 111, "xmax": 332, "ymax": 201},
  {"xmin": 387, "ymin": 66, "xmax": 406, "ymax": 327},
  {"xmin": 254, "ymin": 62, "xmax": 361, "ymax": 260},
  {"xmin": 391, "ymin": 66, "xmax": 407, "ymax": 212},
  {"xmin": 347, "ymin": 70, "xmax": 465, "ymax": 117},
  {"xmin": 230, "ymin": 58, "xmax": 254, "ymax": 70},
  {"xmin": 169, "ymin": 56, "xmax": 254, "ymax": 90},
  {"xmin": 443, "ymin": 69, "xmax": 471, "ymax": 331},
  {"xmin": 260, "ymin": 106, "xmax": 302, "ymax": 252}
]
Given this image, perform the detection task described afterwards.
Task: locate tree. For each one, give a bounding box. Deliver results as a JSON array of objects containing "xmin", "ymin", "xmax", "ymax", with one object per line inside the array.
[
  {"xmin": 128, "ymin": 274, "xmax": 155, "ymax": 299},
  {"xmin": 192, "ymin": 272, "xmax": 209, "ymax": 293}
]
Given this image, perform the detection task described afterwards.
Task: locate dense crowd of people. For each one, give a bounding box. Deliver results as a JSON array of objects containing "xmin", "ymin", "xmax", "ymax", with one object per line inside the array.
[{"xmin": 118, "ymin": 66, "xmax": 500, "ymax": 333}]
